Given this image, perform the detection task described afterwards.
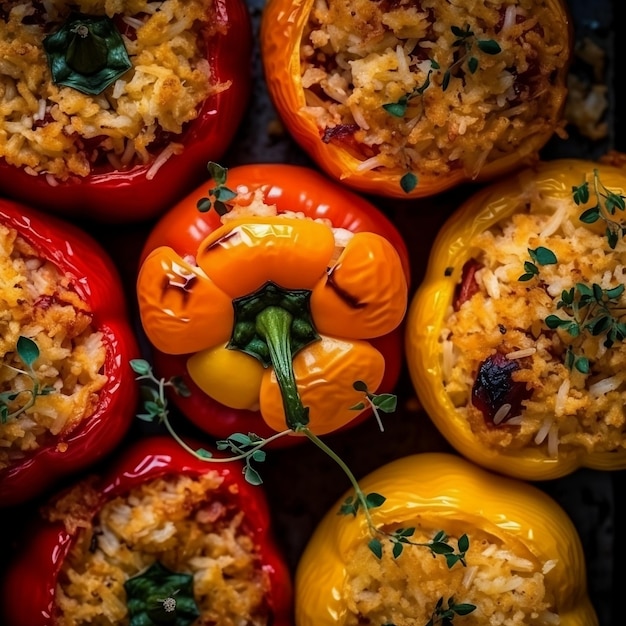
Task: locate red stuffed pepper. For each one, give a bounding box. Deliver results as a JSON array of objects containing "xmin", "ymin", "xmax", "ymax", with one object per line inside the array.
[
  {"xmin": 136, "ymin": 163, "xmax": 410, "ymax": 444},
  {"xmin": 0, "ymin": 0, "xmax": 252, "ymax": 223},
  {"xmin": 1, "ymin": 435, "xmax": 293, "ymax": 626},
  {"xmin": 0, "ymin": 198, "xmax": 139, "ymax": 507}
]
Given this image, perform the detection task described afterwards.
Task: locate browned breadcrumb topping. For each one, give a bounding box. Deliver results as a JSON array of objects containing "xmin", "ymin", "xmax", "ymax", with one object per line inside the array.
[
  {"xmin": 442, "ymin": 183, "xmax": 626, "ymax": 458},
  {"xmin": 300, "ymin": 0, "xmax": 570, "ymax": 178}
]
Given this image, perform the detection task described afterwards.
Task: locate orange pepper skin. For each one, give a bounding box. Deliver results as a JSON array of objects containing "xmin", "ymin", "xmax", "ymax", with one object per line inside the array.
[
  {"xmin": 138, "ymin": 164, "xmax": 410, "ymax": 444},
  {"xmin": 259, "ymin": 0, "xmax": 571, "ymax": 200},
  {"xmin": 405, "ymin": 159, "xmax": 626, "ymax": 480},
  {"xmin": 295, "ymin": 452, "xmax": 598, "ymax": 626},
  {"xmin": 0, "ymin": 0, "xmax": 253, "ymax": 223}
]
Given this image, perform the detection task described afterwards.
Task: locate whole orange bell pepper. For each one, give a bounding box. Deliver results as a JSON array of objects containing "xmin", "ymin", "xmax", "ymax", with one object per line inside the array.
[
  {"xmin": 406, "ymin": 159, "xmax": 626, "ymax": 480},
  {"xmin": 296, "ymin": 452, "xmax": 598, "ymax": 626},
  {"xmin": 137, "ymin": 164, "xmax": 409, "ymax": 441}
]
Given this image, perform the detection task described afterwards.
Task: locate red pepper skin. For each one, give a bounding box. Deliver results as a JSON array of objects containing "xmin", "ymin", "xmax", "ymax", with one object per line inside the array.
[
  {"xmin": 0, "ymin": 198, "xmax": 140, "ymax": 507},
  {"xmin": 139, "ymin": 163, "xmax": 411, "ymax": 445},
  {"xmin": 0, "ymin": 0, "xmax": 252, "ymax": 224},
  {"xmin": 0, "ymin": 436, "xmax": 293, "ymax": 626}
]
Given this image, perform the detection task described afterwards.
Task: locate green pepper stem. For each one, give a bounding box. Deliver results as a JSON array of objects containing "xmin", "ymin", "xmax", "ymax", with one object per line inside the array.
[{"xmin": 256, "ymin": 306, "xmax": 309, "ymax": 430}]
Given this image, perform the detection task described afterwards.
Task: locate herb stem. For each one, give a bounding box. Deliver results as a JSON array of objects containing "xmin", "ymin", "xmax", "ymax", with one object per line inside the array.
[
  {"xmin": 199, "ymin": 430, "xmax": 291, "ymax": 463},
  {"xmin": 301, "ymin": 427, "xmax": 376, "ymax": 530}
]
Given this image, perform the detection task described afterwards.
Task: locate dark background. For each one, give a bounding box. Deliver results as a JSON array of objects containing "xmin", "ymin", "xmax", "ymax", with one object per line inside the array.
[{"xmin": 2, "ymin": 0, "xmax": 623, "ymax": 624}]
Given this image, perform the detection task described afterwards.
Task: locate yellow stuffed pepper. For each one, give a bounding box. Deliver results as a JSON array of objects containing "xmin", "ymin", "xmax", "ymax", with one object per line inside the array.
[
  {"xmin": 406, "ymin": 159, "xmax": 626, "ymax": 480},
  {"xmin": 296, "ymin": 452, "xmax": 598, "ymax": 626}
]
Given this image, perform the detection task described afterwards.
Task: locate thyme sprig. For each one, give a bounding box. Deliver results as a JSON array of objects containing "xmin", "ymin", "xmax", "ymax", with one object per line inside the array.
[
  {"xmin": 382, "ymin": 25, "xmax": 499, "ymax": 195},
  {"xmin": 518, "ymin": 246, "xmax": 557, "ymax": 281},
  {"xmin": 426, "ymin": 597, "xmax": 478, "ymax": 626},
  {"xmin": 517, "ymin": 171, "xmax": 626, "ymax": 371},
  {"xmin": 573, "ymin": 168, "xmax": 626, "ymax": 249},
  {"xmin": 546, "ymin": 283, "xmax": 626, "ymax": 373},
  {"xmin": 196, "ymin": 161, "xmax": 237, "ymax": 216},
  {"xmin": 130, "ymin": 359, "xmax": 474, "ymax": 586},
  {"xmin": 1, "ymin": 336, "xmax": 55, "ymax": 423},
  {"xmin": 350, "ymin": 379, "xmax": 397, "ymax": 431},
  {"xmin": 442, "ymin": 24, "xmax": 501, "ymax": 91},
  {"xmin": 383, "ymin": 25, "xmax": 501, "ymax": 117}
]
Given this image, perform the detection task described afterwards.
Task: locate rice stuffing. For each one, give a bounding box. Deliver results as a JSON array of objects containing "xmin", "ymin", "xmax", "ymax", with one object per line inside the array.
[
  {"xmin": 441, "ymin": 173, "xmax": 626, "ymax": 457},
  {"xmin": 0, "ymin": 0, "xmax": 226, "ymax": 180},
  {"xmin": 300, "ymin": 0, "xmax": 570, "ymax": 179},
  {"xmin": 0, "ymin": 224, "xmax": 107, "ymax": 470},
  {"xmin": 43, "ymin": 472, "xmax": 272, "ymax": 626},
  {"xmin": 344, "ymin": 524, "xmax": 559, "ymax": 625}
]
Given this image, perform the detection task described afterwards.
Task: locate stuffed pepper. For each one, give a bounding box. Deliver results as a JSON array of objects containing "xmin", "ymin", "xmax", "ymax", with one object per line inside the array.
[
  {"xmin": 0, "ymin": 0, "xmax": 251, "ymax": 222},
  {"xmin": 296, "ymin": 452, "xmax": 598, "ymax": 626},
  {"xmin": 0, "ymin": 198, "xmax": 139, "ymax": 507},
  {"xmin": 406, "ymin": 159, "xmax": 626, "ymax": 480},
  {"xmin": 260, "ymin": 0, "xmax": 571, "ymax": 199},
  {"xmin": 1, "ymin": 435, "xmax": 293, "ymax": 626},
  {"xmin": 137, "ymin": 163, "xmax": 410, "ymax": 443}
]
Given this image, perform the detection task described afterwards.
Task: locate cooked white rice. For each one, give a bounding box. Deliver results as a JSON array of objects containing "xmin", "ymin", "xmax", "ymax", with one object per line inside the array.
[
  {"xmin": 441, "ymin": 172, "xmax": 626, "ymax": 457},
  {"xmin": 300, "ymin": 0, "xmax": 569, "ymax": 179},
  {"xmin": 345, "ymin": 524, "xmax": 559, "ymax": 625},
  {"xmin": 44, "ymin": 472, "xmax": 271, "ymax": 626},
  {"xmin": 0, "ymin": 0, "xmax": 227, "ymax": 180},
  {"xmin": 0, "ymin": 224, "xmax": 107, "ymax": 470}
]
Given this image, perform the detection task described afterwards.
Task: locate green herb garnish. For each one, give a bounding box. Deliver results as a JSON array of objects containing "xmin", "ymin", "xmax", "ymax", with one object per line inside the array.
[
  {"xmin": 545, "ymin": 283, "xmax": 626, "ymax": 373},
  {"xmin": 441, "ymin": 24, "xmax": 501, "ymax": 91},
  {"xmin": 43, "ymin": 13, "xmax": 132, "ymax": 95},
  {"xmin": 573, "ymin": 168, "xmax": 626, "ymax": 249},
  {"xmin": 517, "ymin": 171, "xmax": 626, "ymax": 371},
  {"xmin": 426, "ymin": 597, "xmax": 477, "ymax": 626},
  {"xmin": 1, "ymin": 336, "xmax": 55, "ymax": 423},
  {"xmin": 196, "ymin": 161, "xmax": 238, "ymax": 215}
]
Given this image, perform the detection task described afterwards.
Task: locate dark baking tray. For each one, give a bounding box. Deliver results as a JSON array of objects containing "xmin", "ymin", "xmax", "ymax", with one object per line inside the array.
[{"xmin": 1, "ymin": 1, "xmax": 622, "ymax": 625}]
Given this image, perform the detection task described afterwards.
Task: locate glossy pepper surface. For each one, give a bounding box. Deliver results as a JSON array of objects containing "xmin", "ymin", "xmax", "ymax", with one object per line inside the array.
[
  {"xmin": 296, "ymin": 452, "xmax": 598, "ymax": 626},
  {"xmin": 405, "ymin": 159, "xmax": 626, "ymax": 480},
  {"xmin": 260, "ymin": 0, "xmax": 571, "ymax": 199},
  {"xmin": 137, "ymin": 163, "xmax": 409, "ymax": 441},
  {"xmin": 0, "ymin": 435, "xmax": 293, "ymax": 626},
  {"xmin": 0, "ymin": 0, "xmax": 252, "ymax": 223},
  {"xmin": 0, "ymin": 198, "xmax": 140, "ymax": 507}
]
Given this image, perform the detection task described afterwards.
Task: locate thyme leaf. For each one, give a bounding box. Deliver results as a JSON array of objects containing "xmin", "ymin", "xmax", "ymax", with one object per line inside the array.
[
  {"xmin": 1, "ymin": 336, "xmax": 56, "ymax": 423},
  {"xmin": 196, "ymin": 161, "xmax": 237, "ymax": 215},
  {"xmin": 518, "ymin": 246, "xmax": 558, "ymax": 281},
  {"xmin": 425, "ymin": 597, "xmax": 477, "ymax": 626},
  {"xmin": 572, "ymin": 168, "xmax": 626, "ymax": 249}
]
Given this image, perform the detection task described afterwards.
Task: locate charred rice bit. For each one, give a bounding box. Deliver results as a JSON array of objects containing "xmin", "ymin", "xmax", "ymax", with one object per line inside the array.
[
  {"xmin": 0, "ymin": 0, "xmax": 227, "ymax": 181},
  {"xmin": 47, "ymin": 473, "xmax": 272, "ymax": 626},
  {"xmin": 0, "ymin": 225, "xmax": 107, "ymax": 470},
  {"xmin": 344, "ymin": 523, "xmax": 559, "ymax": 625},
  {"xmin": 441, "ymin": 186, "xmax": 626, "ymax": 458},
  {"xmin": 300, "ymin": 0, "xmax": 569, "ymax": 178}
]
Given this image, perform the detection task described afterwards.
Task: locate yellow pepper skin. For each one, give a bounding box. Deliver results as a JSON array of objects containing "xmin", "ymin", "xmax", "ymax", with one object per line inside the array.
[
  {"xmin": 138, "ymin": 213, "xmax": 407, "ymax": 436},
  {"xmin": 295, "ymin": 452, "xmax": 598, "ymax": 626},
  {"xmin": 405, "ymin": 159, "xmax": 626, "ymax": 480}
]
